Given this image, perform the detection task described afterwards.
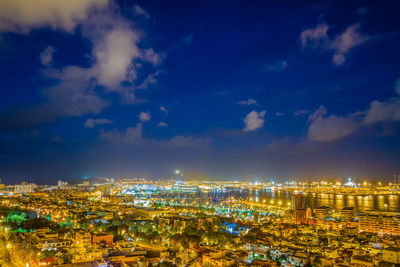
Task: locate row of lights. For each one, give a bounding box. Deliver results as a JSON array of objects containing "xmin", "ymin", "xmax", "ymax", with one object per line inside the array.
[{"xmin": 231, "ymin": 197, "xmax": 292, "ymax": 206}]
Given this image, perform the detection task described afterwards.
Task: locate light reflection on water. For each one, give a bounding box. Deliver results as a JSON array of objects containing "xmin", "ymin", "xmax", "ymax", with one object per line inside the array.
[{"xmin": 200, "ymin": 189, "xmax": 400, "ymax": 212}]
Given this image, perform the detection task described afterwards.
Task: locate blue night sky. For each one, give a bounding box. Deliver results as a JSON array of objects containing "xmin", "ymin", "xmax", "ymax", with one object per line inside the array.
[{"xmin": 0, "ymin": 0, "xmax": 399, "ymax": 184}]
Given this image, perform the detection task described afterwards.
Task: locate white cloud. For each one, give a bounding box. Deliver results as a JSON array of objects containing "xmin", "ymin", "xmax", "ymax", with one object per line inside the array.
[
  {"xmin": 84, "ymin": 118, "xmax": 113, "ymax": 128},
  {"xmin": 301, "ymin": 24, "xmax": 329, "ymax": 48},
  {"xmin": 6, "ymin": 0, "xmax": 160, "ymax": 98},
  {"xmin": 0, "ymin": 1, "xmax": 163, "ymax": 129},
  {"xmin": 81, "ymin": 13, "xmax": 162, "ymax": 101},
  {"xmin": 243, "ymin": 110, "xmax": 266, "ymax": 132},
  {"xmin": 308, "ymin": 105, "xmax": 327, "ymax": 122},
  {"xmin": 1, "ymin": 66, "xmax": 109, "ymax": 129},
  {"xmin": 92, "ymin": 28, "xmax": 140, "ymax": 89},
  {"xmin": 237, "ymin": 99, "xmax": 257, "ymax": 106},
  {"xmin": 306, "ymin": 79, "xmax": 400, "ymax": 141},
  {"xmin": 329, "ymin": 24, "xmax": 369, "ymax": 65},
  {"xmin": 40, "ymin": 46, "xmax": 54, "ymax": 66},
  {"xmin": 275, "ymin": 112, "xmax": 285, "ymax": 116},
  {"xmin": 139, "ymin": 112, "xmax": 151, "ymax": 122},
  {"xmin": 332, "ymin": 54, "xmax": 345, "ymax": 65},
  {"xmin": 294, "ymin": 109, "xmax": 310, "ymax": 116},
  {"xmin": 158, "ymin": 122, "xmax": 168, "ymax": 127},
  {"xmin": 0, "ymin": 0, "xmax": 108, "ymax": 33},
  {"xmin": 308, "ymin": 114, "xmax": 360, "ymax": 142},
  {"xmin": 307, "ymin": 105, "xmax": 361, "ymax": 142},
  {"xmin": 363, "ymin": 98, "xmax": 400, "ymax": 125},
  {"xmin": 42, "ymin": 66, "xmax": 108, "ymax": 117},
  {"xmin": 100, "ymin": 124, "xmax": 143, "ymax": 145},
  {"xmin": 301, "ymin": 23, "xmax": 368, "ymax": 65},
  {"xmin": 159, "ymin": 106, "xmax": 168, "ymax": 113}
]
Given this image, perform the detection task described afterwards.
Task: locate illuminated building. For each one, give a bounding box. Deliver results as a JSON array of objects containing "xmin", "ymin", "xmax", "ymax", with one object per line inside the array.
[
  {"xmin": 40, "ymin": 239, "xmax": 72, "ymax": 250},
  {"xmin": 92, "ymin": 233, "xmax": 114, "ymax": 245},
  {"xmin": 293, "ymin": 192, "xmax": 314, "ymax": 213},
  {"xmin": 101, "ymin": 183, "xmax": 112, "ymax": 196},
  {"xmin": 295, "ymin": 208, "xmax": 312, "ymax": 224},
  {"xmin": 383, "ymin": 247, "xmax": 400, "ymax": 264},
  {"xmin": 314, "ymin": 206, "xmax": 330, "ymax": 222},
  {"xmin": 14, "ymin": 182, "xmax": 36, "ymax": 194},
  {"xmin": 75, "ymin": 231, "xmax": 91, "ymax": 246},
  {"xmin": 171, "ymin": 184, "xmax": 199, "ymax": 193},
  {"xmin": 306, "ymin": 193, "xmax": 314, "ymax": 215},
  {"xmin": 57, "ymin": 180, "xmax": 67, "ymax": 187},
  {"xmin": 341, "ymin": 207, "xmax": 356, "ymax": 224},
  {"xmin": 359, "ymin": 211, "xmax": 400, "ymax": 235},
  {"xmin": 294, "ymin": 194, "xmax": 303, "ymax": 210},
  {"xmin": 344, "ymin": 177, "xmax": 356, "ymax": 188}
]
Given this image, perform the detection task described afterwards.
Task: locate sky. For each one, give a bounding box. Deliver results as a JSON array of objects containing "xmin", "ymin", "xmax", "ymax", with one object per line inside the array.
[{"xmin": 0, "ymin": 0, "xmax": 400, "ymax": 184}]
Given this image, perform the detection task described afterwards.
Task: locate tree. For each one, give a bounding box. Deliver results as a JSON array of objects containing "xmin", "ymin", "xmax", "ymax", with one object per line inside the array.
[
  {"xmin": 56, "ymin": 251, "xmax": 73, "ymax": 265},
  {"xmin": 38, "ymin": 249, "xmax": 57, "ymax": 262},
  {"xmin": 6, "ymin": 211, "xmax": 26, "ymax": 226},
  {"xmin": 21, "ymin": 217, "xmax": 59, "ymax": 231}
]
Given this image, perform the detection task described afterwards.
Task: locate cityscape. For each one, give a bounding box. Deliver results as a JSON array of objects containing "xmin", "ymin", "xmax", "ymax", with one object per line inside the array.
[
  {"xmin": 1, "ymin": 0, "xmax": 400, "ymax": 266},
  {"xmin": 1, "ymin": 177, "xmax": 400, "ymax": 266}
]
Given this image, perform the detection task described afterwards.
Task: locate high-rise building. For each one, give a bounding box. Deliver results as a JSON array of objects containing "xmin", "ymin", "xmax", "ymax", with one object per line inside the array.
[
  {"xmin": 292, "ymin": 193, "xmax": 314, "ymax": 212},
  {"xmin": 314, "ymin": 206, "xmax": 331, "ymax": 222},
  {"xmin": 294, "ymin": 194, "xmax": 303, "ymax": 210},
  {"xmin": 295, "ymin": 208, "xmax": 312, "ymax": 224},
  {"xmin": 341, "ymin": 207, "xmax": 356, "ymax": 224},
  {"xmin": 306, "ymin": 193, "xmax": 314, "ymax": 215},
  {"xmin": 101, "ymin": 184, "xmax": 112, "ymax": 196}
]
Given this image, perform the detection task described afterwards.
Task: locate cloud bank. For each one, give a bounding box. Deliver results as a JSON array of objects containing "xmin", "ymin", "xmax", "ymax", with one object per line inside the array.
[
  {"xmin": 0, "ymin": 1, "xmax": 162, "ymax": 130},
  {"xmin": 308, "ymin": 80, "xmax": 400, "ymax": 142},
  {"xmin": 0, "ymin": 0, "xmax": 108, "ymax": 33}
]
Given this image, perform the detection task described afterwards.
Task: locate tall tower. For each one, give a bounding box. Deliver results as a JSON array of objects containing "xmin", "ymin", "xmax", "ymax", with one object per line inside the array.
[
  {"xmin": 294, "ymin": 194, "xmax": 303, "ymax": 210},
  {"xmin": 306, "ymin": 193, "xmax": 314, "ymax": 215}
]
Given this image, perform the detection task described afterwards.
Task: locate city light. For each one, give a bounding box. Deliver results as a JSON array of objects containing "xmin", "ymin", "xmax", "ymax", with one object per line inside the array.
[{"xmin": 0, "ymin": 1, "xmax": 398, "ymax": 266}]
